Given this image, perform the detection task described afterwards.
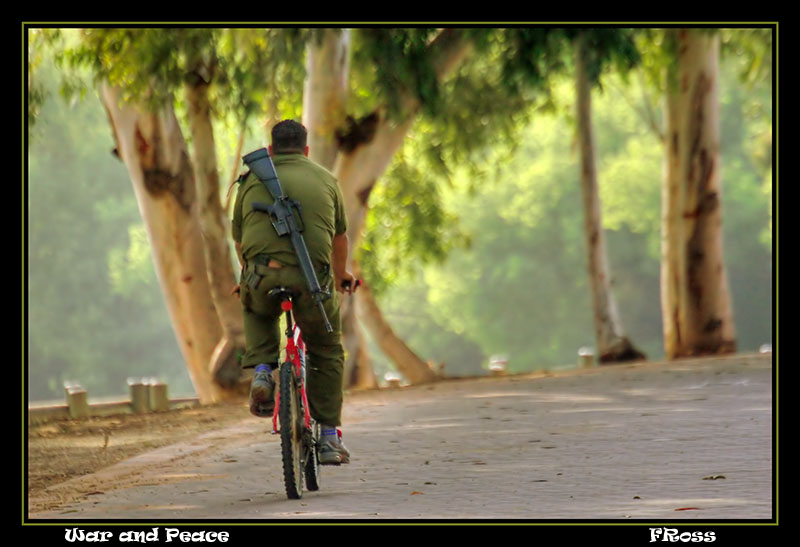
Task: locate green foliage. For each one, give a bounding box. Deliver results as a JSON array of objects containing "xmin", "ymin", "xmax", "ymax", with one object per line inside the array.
[
  {"xmin": 27, "ymin": 46, "xmax": 192, "ymax": 401},
  {"xmin": 566, "ymin": 28, "xmax": 641, "ymax": 86},
  {"xmin": 359, "ymin": 28, "xmax": 611, "ymax": 296},
  {"xmin": 353, "ymin": 28, "xmax": 447, "ymax": 120},
  {"xmin": 52, "ymin": 28, "xmax": 309, "ymax": 126},
  {"xmin": 27, "ymin": 28, "xmax": 66, "ymax": 129},
  {"xmin": 417, "ymin": 29, "xmax": 563, "ymax": 183},
  {"xmin": 359, "ymin": 127, "xmax": 470, "ymax": 295},
  {"xmin": 368, "ymin": 42, "xmax": 772, "ymax": 376},
  {"xmin": 721, "ymin": 27, "xmax": 773, "ymax": 85},
  {"xmin": 30, "ymin": 26, "xmax": 772, "ymax": 388}
]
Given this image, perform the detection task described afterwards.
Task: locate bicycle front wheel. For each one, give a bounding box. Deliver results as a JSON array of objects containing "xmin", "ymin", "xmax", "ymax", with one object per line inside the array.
[{"xmin": 279, "ymin": 362, "xmax": 304, "ymax": 499}]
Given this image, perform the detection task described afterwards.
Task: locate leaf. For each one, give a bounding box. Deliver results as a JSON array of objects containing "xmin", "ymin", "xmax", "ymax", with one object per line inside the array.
[
  {"xmin": 410, "ymin": 491, "xmax": 424, "ymax": 495},
  {"xmin": 702, "ymin": 475, "xmax": 726, "ymax": 480},
  {"xmin": 675, "ymin": 507, "xmax": 701, "ymax": 511}
]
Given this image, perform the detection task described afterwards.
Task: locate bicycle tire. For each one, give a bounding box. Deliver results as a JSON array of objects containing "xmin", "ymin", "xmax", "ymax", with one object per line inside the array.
[
  {"xmin": 279, "ymin": 362, "xmax": 304, "ymax": 499},
  {"xmin": 304, "ymin": 422, "xmax": 321, "ymax": 491}
]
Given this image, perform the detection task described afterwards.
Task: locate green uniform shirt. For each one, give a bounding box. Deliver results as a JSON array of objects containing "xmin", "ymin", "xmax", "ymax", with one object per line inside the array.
[{"xmin": 232, "ymin": 153, "xmax": 347, "ymax": 267}]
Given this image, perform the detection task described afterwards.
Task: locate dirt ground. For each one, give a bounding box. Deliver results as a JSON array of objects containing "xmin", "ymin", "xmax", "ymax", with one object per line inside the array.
[{"xmin": 27, "ymin": 400, "xmax": 252, "ymax": 513}]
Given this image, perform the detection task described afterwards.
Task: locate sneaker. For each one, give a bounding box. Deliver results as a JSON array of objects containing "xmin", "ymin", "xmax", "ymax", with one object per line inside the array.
[
  {"xmin": 249, "ymin": 368, "xmax": 275, "ymax": 418},
  {"xmin": 319, "ymin": 436, "xmax": 350, "ymax": 465}
]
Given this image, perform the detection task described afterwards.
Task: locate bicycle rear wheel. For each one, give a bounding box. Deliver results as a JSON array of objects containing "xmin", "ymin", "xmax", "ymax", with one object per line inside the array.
[
  {"xmin": 304, "ymin": 422, "xmax": 321, "ymax": 491},
  {"xmin": 279, "ymin": 362, "xmax": 304, "ymax": 499}
]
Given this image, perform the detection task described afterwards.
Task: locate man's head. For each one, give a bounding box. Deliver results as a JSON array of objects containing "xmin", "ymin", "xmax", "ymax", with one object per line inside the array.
[{"xmin": 270, "ymin": 119, "xmax": 309, "ymax": 156}]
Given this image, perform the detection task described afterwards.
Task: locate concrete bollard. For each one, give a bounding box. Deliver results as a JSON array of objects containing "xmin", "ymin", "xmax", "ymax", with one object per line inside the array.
[
  {"xmin": 128, "ymin": 378, "xmax": 150, "ymax": 414},
  {"xmin": 489, "ymin": 355, "xmax": 508, "ymax": 377},
  {"xmin": 384, "ymin": 372, "xmax": 403, "ymax": 389},
  {"xmin": 66, "ymin": 386, "xmax": 90, "ymax": 419},
  {"xmin": 578, "ymin": 347, "xmax": 595, "ymax": 368},
  {"xmin": 148, "ymin": 380, "xmax": 169, "ymax": 412}
]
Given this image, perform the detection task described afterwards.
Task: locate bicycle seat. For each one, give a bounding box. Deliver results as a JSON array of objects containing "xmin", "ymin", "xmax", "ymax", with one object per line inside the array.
[{"xmin": 268, "ymin": 286, "xmax": 300, "ymax": 301}]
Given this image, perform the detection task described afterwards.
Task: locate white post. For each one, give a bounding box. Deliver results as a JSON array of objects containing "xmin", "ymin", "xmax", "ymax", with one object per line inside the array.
[
  {"xmin": 578, "ymin": 347, "xmax": 595, "ymax": 368},
  {"xmin": 128, "ymin": 378, "xmax": 149, "ymax": 414},
  {"xmin": 65, "ymin": 385, "xmax": 90, "ymax": 419}
]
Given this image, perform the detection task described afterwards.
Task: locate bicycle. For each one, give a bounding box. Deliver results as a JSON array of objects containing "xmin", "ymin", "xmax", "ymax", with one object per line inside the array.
[{"xmin": 268, "ymin": 279, "xmax": 359, "ymax": 500}]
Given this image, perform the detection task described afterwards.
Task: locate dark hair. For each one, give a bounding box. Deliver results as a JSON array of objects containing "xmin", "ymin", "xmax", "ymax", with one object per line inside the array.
[{"xmin": 271, "ymin": 119, "xmax": 307, "ymax": 153}]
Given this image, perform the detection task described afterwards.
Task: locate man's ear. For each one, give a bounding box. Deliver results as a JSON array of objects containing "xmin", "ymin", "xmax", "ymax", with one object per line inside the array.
[{"xmin": 304, "ymin": 146, "xmax": 309, "ymax": 157}]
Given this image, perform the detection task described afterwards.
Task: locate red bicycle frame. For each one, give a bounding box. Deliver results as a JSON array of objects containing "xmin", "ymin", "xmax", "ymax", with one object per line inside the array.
[{"xmin": 272, "ymin": 297, "xmax": 312, "ymax": 434}]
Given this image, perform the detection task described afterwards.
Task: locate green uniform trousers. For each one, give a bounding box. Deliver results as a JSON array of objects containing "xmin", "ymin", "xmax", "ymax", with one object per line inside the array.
[{"xmin": 240, "ymin": 261, "xmax": 344, "ymax": 427}]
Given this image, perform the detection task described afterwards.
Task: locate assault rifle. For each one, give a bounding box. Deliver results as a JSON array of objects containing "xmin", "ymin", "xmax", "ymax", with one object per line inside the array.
[{"xmin": 242, "ymin": 148, "xmax": 333, "ymax": 333}]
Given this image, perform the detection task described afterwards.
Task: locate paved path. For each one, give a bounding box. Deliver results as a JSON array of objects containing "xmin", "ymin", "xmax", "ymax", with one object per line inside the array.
[{"xmin": 30, "ymin": 354, "xmax": 773, "ymax": 521}]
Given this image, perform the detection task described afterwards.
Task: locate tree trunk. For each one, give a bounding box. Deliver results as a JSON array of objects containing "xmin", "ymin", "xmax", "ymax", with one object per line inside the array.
[
  {"xmin": 184, "ymin": 67, "xmax": 246, "ymax": 390},
  {"xmin": 332, "ymin": 29, "xmax": 473, "ymax": 259},
  {"xmin": 299, "ymin": 29, "xmax": 374, "ymax": 389},
  {"xmin": 100, "ymin": 84, "xmax": 226, "ymax": 403},
  {"xmin": 357, "ymin": 280, "xmax": 437, "ymax": 385},
  {"xmin": 661, "ymin": 37, "xmax": 685, "ymax": 360},
  {"xmin": 330, "ymin": 29, "xmax": 473, "ymax": 385},
  {"xmin": 574, "ymin": 34, "xmax": 646, "ymax": 364},
  {"xmin": 303, "ymin": 29, "xmax": 350, "ymax": 170},
  {"xmin": 661, "ymin": 29, "xmax": 736, "ymax": 358},
  {"xmin": 340, "ymin": 292, "xmax": 375, "ymax": 389}
]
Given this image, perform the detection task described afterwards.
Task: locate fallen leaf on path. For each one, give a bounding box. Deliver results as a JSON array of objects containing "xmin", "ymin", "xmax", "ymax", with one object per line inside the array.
[
  {"xmin": 675, "ymin": 507, "xmax": 701, "ymax": 511},
  {"xmin": 702, "ymin": 475, "xmax": 726, "ymax": 480},
  {"xmin": 411, "ymin": 491, "xmax": 424, "ymax": 495}
]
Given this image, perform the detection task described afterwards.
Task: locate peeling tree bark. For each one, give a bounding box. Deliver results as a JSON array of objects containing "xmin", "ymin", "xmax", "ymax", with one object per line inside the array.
[
  {"xmin": 300, "ymin": 29, "xmax": 472, "ymax": 388},
  {"xmin": 100, "ymin": 84, "xmax": 226, "ymax": 403},
  {"xmin": 300, "ymin": 29, "xmax": 373, "ymax": 389},
  {"xmin": 661, "ymin": 29, "xmax": 736, "ymax": 358},
  {"xmin": 303, "ymin": 28, "xmax": 350, "ymax": 170},
  {"xmin": 329, "ymin": 29, "xmax": 473, "ymax": 386},
  {"xmin": 184, "ymin": 65, "xmax": 246, "ymax": 390},
  {"xmin": 661, "ymin": 45, "xmax": 685, "ymax": 359},
  {"xmin": 574, "ymin": 34, "xmax": 646, "ymax": 364},
  {"xmin": 333, "ymin": 29, "xmax": 473, "ymax": 259}
]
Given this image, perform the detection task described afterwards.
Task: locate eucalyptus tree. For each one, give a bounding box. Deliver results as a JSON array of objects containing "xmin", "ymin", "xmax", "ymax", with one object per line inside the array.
[
  {"xmin": 587, "ymin": 27, "xmax": 771, "ymax": 360},
  {"xmin": 34, "ymin": 26, "xmax": 667, "ymax": 399},
  {"xmin": 660, "ymin": 28, "xmax": 739, "ymax": 358},
  {"xmin": 49, "ymin": 28, "xmax": 309, "ymax": 402},
  {"xmin": 569, "ymin": 28, "xmax": 647, "ymax": 363},
  {"xmin": 658, "ymin": 27, "xmax": 773, "ymax": 359},
  {"xmin": 303, "ymin": 28, "xmax": 582, "ymax": 385}
]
